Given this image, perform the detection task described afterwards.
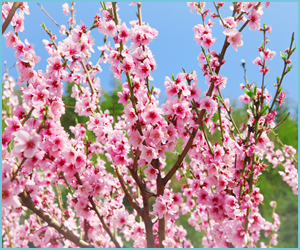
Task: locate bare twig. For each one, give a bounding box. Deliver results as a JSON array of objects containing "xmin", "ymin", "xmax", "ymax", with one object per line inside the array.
[{"xmin": 37, "ymin": 3, "xmax": 69, "ymax": 36}]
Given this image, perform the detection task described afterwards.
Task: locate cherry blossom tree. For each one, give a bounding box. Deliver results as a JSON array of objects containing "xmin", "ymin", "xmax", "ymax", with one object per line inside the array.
[{"xmin": 2, "ymin": 2, "xmax": 298, "ymax": 248}]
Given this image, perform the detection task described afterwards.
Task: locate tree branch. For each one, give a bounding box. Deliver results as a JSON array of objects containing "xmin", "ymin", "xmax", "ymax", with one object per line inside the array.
[
  {"xmin": 115, "ymin": 166, "xmax": 144, "ymax": 217},
  {"xmin": 19, "ymin": 190, "xmax": 94, "ymax": 248},
  {"xmin": 74, "ymin": 172, "xmax": 121, "ymax": 248},
  {"xmin": 2, "ymin": 2, "xmax": 20, "ymax": 35}
]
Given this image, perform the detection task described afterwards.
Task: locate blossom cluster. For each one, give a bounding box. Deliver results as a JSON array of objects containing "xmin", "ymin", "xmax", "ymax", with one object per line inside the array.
[{"xmin": 2, "ymin": 2, "xmax": 297, "ymax": 248}]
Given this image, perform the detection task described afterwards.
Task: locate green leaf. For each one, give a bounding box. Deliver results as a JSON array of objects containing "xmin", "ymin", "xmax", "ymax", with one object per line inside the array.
[
  {"xmin": 215, "ymin": 95, "xmax": 222, "ymax": 102},
  {"xmin": 243, "ymin": 88, "xmax": 249, "ymax": 95},
  {"xmin": 243, "ymin": 88, "xmax": 253, "ymax": 99},
  {"xmin": 151, "ymin": 84, "xmax": 155, "ymax": 92},
  {"xmin": 41, "ymin": 22, "xmax": 46, "ymax": 30},
  {"xmin": 253, "ymin": 86, "xmax": 257, "ymax": 96},
  {"xmin": 286, "ymin": 65, "xmax": 293, "ymax": 73},
  {"xmin": 171, "ymin": 73, "xmax": 176, "ymax": 81},
  {"xmin": 276, "ymin": 76, "xmax": 281, "ymax": 82},
  {"xmin": 261, "ymin": 105, "xmax": 269, "ymax": 115},
  {"xmin": 250, "ymin": 105, "xmax": 255, "ymax": 115},
  {"xmin": 280, "ymin": 51, "xmax": 286, "ymax": 59}
]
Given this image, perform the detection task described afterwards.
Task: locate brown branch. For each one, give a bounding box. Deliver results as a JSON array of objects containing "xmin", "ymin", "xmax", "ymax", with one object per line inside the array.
[
  {"xmin": 137, "ymin": 3, "xmax": 143, "ymax": 26},
  {"xmin": 84, "ymin": 219, "xmax": 89, "ymax": 243},
  {"xmin": 37, "ymin": 3, "xmax": 69, "ymax": 36},
  {"xmin": 80, "ymin": 61, "xmax": 102, "ymax": 114},
  {"xmin": 2, "ymin": 2, "xmax": 20, "ymax": 35},
  {"xmin": 19, "ymin": 190, "xmax": 94, "ymax": 248},
  {"xmin": 213, "ymin": 2, "xmax": 227, "ymax": 28},
  {"xmin": 88, "ymin": 196, "xmax": 121, "ymax": 248},
  {"xmin": 11, "ymin": 157, "xmax": 26, "ymax": 181},
  {"xmin": 74, "ymin": 172, "xmax": 121, "ymax": 248},
  {"xmin": 91, "ymin": 35, "xmax": 108, "ymax": 72},
  {"xmin": 70, "ymin": 2, "xmax": 75, "ymax": 31},
  {"xmin": 132, "ymin": 148, "xmax": 141, "ymax": 172},
  {"xmin": 127, "ymin": 166, "xmax": 155, "ymax": 247},
  {"xmin": 156, "ymin": 171, "xmax": 166, "ymax": 248},
  {"xmin": 115, "ymin": 166, "xmax": 144, "ymax": 217},
  {"xmin": 54, "ymin": 182, "xmax": 64, "ymax": 212}
]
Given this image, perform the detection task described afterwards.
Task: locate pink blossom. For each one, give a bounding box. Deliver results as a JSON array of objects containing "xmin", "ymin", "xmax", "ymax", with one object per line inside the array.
[
  {"xmin": 2, "ymin": 179, "xmax": 22, "ymax": 207},
  {"xmin": 142, "ymin": 104, "xmax": 162, "ymax": 125},
  {"xmin": 4, "ymin": 31, "xmax": 18, "ymax": 48},
  {"xmin": 221, "ymin": 17, "xmax": 237, "ymax": 28},
  {"xmin": 118, "ymin": 23, "xmax": 131, "ymax": 43},
  {"xmin": 153, "ymin": 197, "xmax": 167, "ymax": 219},
  {"xmin": 283, "ymin": 145, "xmax": 296, "ymax": 158},
  {"xmin": 260, "ymin": 49, "xmax": 276, "ymax": 60},
  {"xmin": 128, "ymin": 131, "xmax": 144, "ymax": 148},
  {"xmin": 103, "ymin": 20, "xmax": 117, "ymax": 37},
  {"xmin": 224, "ymin": 28, "xmax": 243, "ymax": 51},
  {"xmin": 238, "ymin": 93, "xmax": 250, "ymax": 104},
  {"xmin": 247, "ymin": 9, "xmax": 261, "ymax": 31},
  {"xmin": 62, "ymin": 3, "xmax": 70, "ymax": 15},
  {"xmin": 229, "ymin": 221, "xmax": 247, "ymax": 248},
  {"xmin": 140, "ymin": 145, "xmax": 157, "ymax": 163},
  {"xmin": 46, "ymin": 56, "xmax": 63, "ymax": 77},
  {"xmin": 162, "ymin": 238, "xmax": 176, "ymax": 248},
  {"xmin": 253, "ymin": 57, "xmax": 263, "ymax": 66},
  {"xmin": 120, "ymin": 56, "xmax": 134, "ymax": 73},
  {"xmin": 202, "ymin": 33, "xmax": 216, "ymax": 49},
  {"xmin": 13, "ymin": 130, "xmax": 41, "ymax": 158},
  {"xmin": 199, "ymin": 96, "xmax": 218, "ymax": 117},
  {"xmin": 11, "ymin": 12, "xmax": 25, "ymax": 32},
  {"xmin": 144, "ymin": 165, "xmax": 158, "ymax": 181}
]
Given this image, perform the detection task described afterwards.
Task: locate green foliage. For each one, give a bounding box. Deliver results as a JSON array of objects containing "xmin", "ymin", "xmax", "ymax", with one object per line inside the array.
[
  {"xmin": 61, "ymin": 80, "xmax": 123, "ymax": 140},
  {"xmin": 99, "ymin": 80, "xmax": 123, "ymax": 121},
  {"xmin": 258, "ymin": 103, "xmax": 298, "ymax": 248}
]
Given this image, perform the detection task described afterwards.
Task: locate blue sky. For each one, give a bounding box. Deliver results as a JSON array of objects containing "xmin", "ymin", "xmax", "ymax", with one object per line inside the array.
[{"xmin": 2, "ymin": 2, "xmax": 298, "ymax": 113}]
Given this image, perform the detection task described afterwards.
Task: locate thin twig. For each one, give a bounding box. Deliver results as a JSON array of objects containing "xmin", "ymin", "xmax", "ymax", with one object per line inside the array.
[
  {"xmin": 19, "ymin": 190, "xmax": 94, "ymax": 248},
  {"xmin": 273, "ymin": 112, "xmax": 290, "ymax": 130},
  {"xmin": 74, "ymin": 173, "xmax": 121, "ymax": 248},
  {"xmin": 70, "ymin": 2, "xmax": 75, "ymax": 31},
  {"xmin": 80, "ymin": 61, "xmax": 102, "ymax": 114},
  {"xmin": 37, "ymin": 3, "xmax": 69, "ymax": 36},
  {"xmin": 213, "ymin": 2, "xmax": 227, "ymax": 28},
  {"xmin": 115, "ymin": 166, "xmax": 143, "ymax": 217}
]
